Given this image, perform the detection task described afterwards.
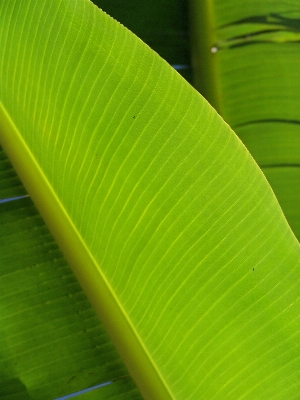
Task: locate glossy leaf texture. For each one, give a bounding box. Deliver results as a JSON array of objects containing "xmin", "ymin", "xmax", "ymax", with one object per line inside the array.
[
  {"xmin": 1, "ymin": 1, "xmax": 300, "ymax": 399},
  {"xmin": 190, "ymin": 0, "xmax": 300, "ymax": 239}
]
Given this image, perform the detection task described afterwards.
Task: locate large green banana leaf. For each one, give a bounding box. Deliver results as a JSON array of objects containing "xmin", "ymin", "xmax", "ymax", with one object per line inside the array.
[
  {"xmin": 1, "ymin": 1, "xmax": 300, "ymax": 399},
  {"xmin": 189, "ymin": 0, "xmax": 300, "ymax": 240}
]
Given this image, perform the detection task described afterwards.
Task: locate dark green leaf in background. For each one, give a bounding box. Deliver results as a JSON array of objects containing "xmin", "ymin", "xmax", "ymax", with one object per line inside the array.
[
  {"xmin": 0, "ymin": 148, "xmax": 141, "ymax": 399},
  {"xmin": 190, "ymin": 0, "xmax": 300, "ymax": 240}
]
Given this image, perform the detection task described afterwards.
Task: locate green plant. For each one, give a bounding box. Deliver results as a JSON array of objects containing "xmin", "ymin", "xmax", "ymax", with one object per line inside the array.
[
  {"xmin": 1, "ymin": 1, "xmax": 300, "ymax": 399},
  {"xmin": 189, "ymin": 0, "xmax": 300, "ymax": 240}
]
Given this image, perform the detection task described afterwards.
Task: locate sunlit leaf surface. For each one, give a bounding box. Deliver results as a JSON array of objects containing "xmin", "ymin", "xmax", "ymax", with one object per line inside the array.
[{"xmin": 1, "ymin": 1, "xmax": 300, "ymax": 399}]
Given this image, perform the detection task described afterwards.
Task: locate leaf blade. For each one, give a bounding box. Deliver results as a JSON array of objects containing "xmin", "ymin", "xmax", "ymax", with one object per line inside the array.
[{"xmin": 1, "ymin": 1, "xmax": 300, "ymax": 399}]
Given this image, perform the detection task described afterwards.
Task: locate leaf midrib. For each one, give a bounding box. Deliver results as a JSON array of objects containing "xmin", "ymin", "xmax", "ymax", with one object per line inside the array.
[{"xmin": 0, "ymin": 101, "xmax": 174, "ymax": 400}]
